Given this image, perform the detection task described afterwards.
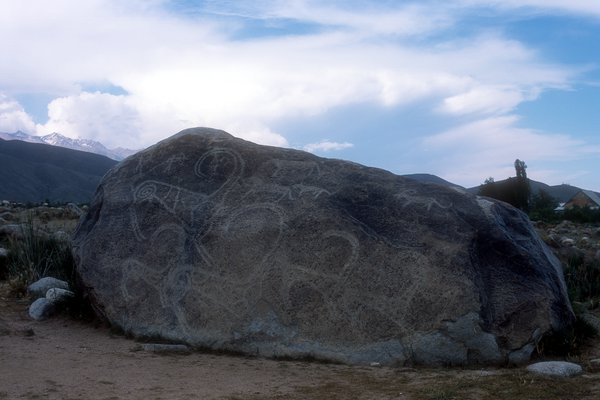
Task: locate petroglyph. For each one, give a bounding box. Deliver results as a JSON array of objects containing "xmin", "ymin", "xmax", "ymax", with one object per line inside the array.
[
  {"xmin": 131, "ymin": 180, "xmax": 208, "ymax": 240},
  {"xmin": 395, "ymin": 189, "xmax": 453, "ymax": 211},
  {"xmin": 194, "ymin": 148, "xmax": 244, "ymax": 198},
  {"xmin": 291, "ymin": 184, "xmax": 331, "ymax": 199},
  {"xmin": 127, "ymin": 146, "xmax": 435, "ymax": 340},
  {"xmin": 163, "ymin": 153, "xmax": 189, "ymax": 173}
]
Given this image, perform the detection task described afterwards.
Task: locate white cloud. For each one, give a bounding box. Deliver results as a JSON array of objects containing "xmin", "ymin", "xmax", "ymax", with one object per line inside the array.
[
  {"xmin": 34, "ymin": 90, "xmax": 290, "ymax": 149},
  {"xmin": 303, "ymin": 140, "xmax": 354, "ymax": 152},
  {"xmin": 461, "ymin": 0, "xmax": 600, "ymax": 18},
  {"xmin": 422, "ymin": 115, "xmax": 598, "ymax": 186},
  {"xmin": 207, "ymin": 1, "xmax": 455, "ymax": 37},
  {"xmin": 36, "ymin": 92, "xmax": 141, "ymax": 148},
  {"xmin": 0, "ymin": 0, "xmax": 583, "ymax": 154},
  {"xmin": 0, "ymin": 94, "xmax": 36, "ymax": 133},
  {"xmin": 439, "ymin": 85, "xmax": 534, "ymax": 115}
]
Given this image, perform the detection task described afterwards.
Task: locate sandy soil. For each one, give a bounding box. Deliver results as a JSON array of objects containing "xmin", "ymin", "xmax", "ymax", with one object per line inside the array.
[{"xmin": 2, "ymin": 283, "xmax": 600, "ymax": 400}]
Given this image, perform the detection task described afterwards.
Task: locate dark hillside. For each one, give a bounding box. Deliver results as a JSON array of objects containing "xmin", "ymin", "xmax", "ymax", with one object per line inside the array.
[
  {"xmin": 402, "ymin": 173, "xmax": 464, "ymax": 188},
  {"xmin": 0, "ymin": 138, "xmax": 117, "ymax": 203},
  {"xmin": 468, "ymin": 178, "xmax": 585, "ymax": 203}
]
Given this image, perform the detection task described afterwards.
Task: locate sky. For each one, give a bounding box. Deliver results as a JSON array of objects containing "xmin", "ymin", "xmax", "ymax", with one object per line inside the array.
[{"xmin": 1, "ymin": 0, "xmax": 599, "ymax": 191}]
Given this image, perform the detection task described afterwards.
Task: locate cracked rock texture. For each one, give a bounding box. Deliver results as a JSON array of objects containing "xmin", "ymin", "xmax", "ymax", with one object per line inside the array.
[{"xmin": 72, "ymin": 127, "xmax": 574, "ymax": 366}]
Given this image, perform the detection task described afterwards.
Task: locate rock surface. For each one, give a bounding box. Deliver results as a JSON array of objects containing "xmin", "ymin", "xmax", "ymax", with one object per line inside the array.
[
  {"xmin": 28, "ymin": 298, "xmax": 57, "ymax": 321},
  {"xmin": 27, "ymin": 277, "xmax": 70, "ymax": 300},
  {"xmin": 46, "ymin": 288, "xmax": 75, "ymax": 303},
  {"xmin": 72, "ymin": 127, "xmax": 574, "ymax": 366},
  {"xmin": 526, "ymin": 361, "xmax": 583, "ymax": 377}
]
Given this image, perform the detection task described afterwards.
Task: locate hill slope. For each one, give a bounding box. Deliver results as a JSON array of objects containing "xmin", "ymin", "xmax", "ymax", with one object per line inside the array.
[
  {"xmin": 467, "ymin": 178, "xmax": 586, "ymax": 203},
  {"xmin": 0, "ymin": 138, "xmax": 118, "ymax": 203},
  {"xmin": 404, "ymin": 173, "xmax": 592, "ymax": 203},
  {"xmin": 402, "ymin": 173, "xmax": 464, "ymax": 189}
]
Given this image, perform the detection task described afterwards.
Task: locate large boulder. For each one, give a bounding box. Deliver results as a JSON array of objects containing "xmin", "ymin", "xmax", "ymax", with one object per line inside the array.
[{"xmin": 72, "ymin": 128, "xmax": 574, "ymax": 366}]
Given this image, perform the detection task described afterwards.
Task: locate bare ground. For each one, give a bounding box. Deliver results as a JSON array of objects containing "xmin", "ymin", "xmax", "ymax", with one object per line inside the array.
[{"xmin": 1, "ymin": 283, "xmax": 600, "ymax": 400}]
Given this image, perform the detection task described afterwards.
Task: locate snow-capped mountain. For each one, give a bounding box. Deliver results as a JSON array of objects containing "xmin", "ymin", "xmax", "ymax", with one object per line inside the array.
[{"xmin": 0, "ymin": 131, "xmax": 137, "ymax": 161}]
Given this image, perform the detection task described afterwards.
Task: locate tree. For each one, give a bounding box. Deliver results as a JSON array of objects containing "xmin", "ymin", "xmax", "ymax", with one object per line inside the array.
[
  {"xmin": 514, "ymin": 159, "xmax": 527, "ymax": 179},
  {"xmin": 479, "ymin": 177, "xmax": 498, "ymax": 199},
  {"xmin": 478, "ymin": 160, "xmax": 530, "ymax": 212},
  {"xmin": 513, "ymin": 159, "xmax": 530, "ymax": 212},
  {"xmin": 529, "ymin": 189, "xmax": 558, "ymax": 222}
]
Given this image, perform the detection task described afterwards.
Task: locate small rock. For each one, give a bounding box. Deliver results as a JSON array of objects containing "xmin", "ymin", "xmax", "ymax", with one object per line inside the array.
[
  {"xmin": 526, "ymin": 361, "xmax": 583, "ymax": 378},
  {"xmin": 0, "ymin": 224, "xmax": 24, "ymax": 240},
  {"xmin": 28, "ymin": 298, "xmax": 58, "ymax": 321},
  {"xmin": 555, "ymin": 221, "xmax": 574, "ymax": 234},
  {"xmin": 28, "ymin": 277, "xmax": 70, "ymax": 299},
  {"xmin": 0, "ymin": 247, "xmax": 8, "ymax": 257},
  {"xmin": 579, "ymin": 313, "xmax": 600, "ymax": 334},
  {"xmin": 141, "ymin": 343, "xmax": 191, "ymax": 354},
  {"xmin": 561, "ymin": 237, "xmax": 575, "ymax": 247},
  {"xmin": 590, "ymin": 359, "xmax": 600, "ymax": 366},
  {"xmin": 544, "ymin": 234, "xmax": 560, "ymax": 248},
  {"xmin": 46, "ymin": 288, "xmax": 75, "ymax": 303},
  {"xmin": 369, "ymin": 362, "xmax": 381, "ymax": 367},
  {"xmin": 66, "ymin": 203, "xmax": 84, "ymax": 217},
  {"xmin": 0, "ymin": 211, "xmax": 14, "ymax": 221}
]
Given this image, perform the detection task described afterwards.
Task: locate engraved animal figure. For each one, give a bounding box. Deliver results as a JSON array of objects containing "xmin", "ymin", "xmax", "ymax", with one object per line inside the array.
[
  {"xmin": 131, "ymin": 180, "xmax": 208, "ymax": 241},
  {"xmin": 395, "ymin": 189, "xmax": 452, "ymax": 211}
]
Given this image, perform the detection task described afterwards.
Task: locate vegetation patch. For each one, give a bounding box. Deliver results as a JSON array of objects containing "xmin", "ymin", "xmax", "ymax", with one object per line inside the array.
[{"xmin": 5, "ymin": 215, "xmax": 76, "ymax": 296}]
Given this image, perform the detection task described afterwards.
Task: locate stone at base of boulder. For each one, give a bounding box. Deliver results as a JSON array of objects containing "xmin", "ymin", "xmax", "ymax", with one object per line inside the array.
[
  {"xmin": 508, "ymin": 343, "xmax": 536, "ymax": 365},
  {"xmin": 46, "ymin": 288, "xmax": 74, "ymax": 303},
  {"xmin": 28, "ymin": 277, "xmax": 70, "ymax": 299},
  {"xmin": 410, "ymin": 313, "xmax": 504, "ymax": 366},
  {"xmin": 411, "ymin": 332, "xmax": 468, "ymax": 366},
  {"xmin": 28, "ymin": 298, "xmax": 57, "ymax": 321},
  {"xmin": 526, "ymin": 361, "xmax": 583, "ymax": 377}
]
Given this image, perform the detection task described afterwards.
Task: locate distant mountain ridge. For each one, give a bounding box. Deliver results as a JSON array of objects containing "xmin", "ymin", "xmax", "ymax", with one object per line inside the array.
[
  {"xmin": 403, "ymin": 174, "xmax": 596, "ymax": 203},
  {"xmin": 0, "ymin": 138, "xmax": 118, "ymax": 203},
  {"xmin": 401, "ymin": 173, "xmax": 463, "ymax": 189},
  {"xmin": 0, "ymin": 130, "xmax": 137, "ymax": 161},
  {"xmin": 465, "ymin": 178, "xmax": 591, "ymax": 203}
]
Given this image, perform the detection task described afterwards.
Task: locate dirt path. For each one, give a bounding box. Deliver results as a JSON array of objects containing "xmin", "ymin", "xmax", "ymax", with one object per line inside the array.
[{"xmin": 2, "ymin": 284, "xmax": 600, "ymax": 400}]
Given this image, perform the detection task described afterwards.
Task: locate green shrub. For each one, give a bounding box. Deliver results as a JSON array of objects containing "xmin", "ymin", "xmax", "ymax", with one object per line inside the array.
[
  {"xmin": 562, "ymin": 206, "xmax": 600, "ymax": 224},
  {"xmin": 564, "ymin": 256, "xmax": 600, "ymax": 303},
  {"xmin": 6, "ymin": 215, "xmax": 76, "ymax": 295}
]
